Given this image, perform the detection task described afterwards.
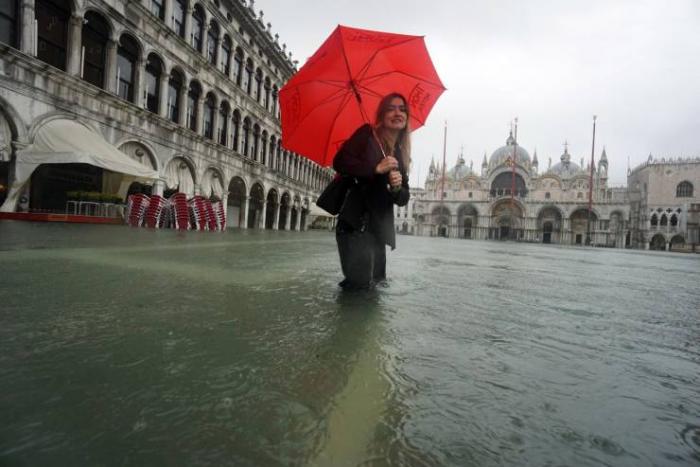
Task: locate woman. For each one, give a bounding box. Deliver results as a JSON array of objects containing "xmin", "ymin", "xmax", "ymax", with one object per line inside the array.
[{"xmin": 333, "ymin": 93, "xmax": 411, "ymax": 290}]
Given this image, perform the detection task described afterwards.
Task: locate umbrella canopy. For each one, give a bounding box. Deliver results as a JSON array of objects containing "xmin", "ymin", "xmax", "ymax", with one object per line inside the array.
[{"xmin": 280, "ymin": 25, "xmax": 445, "ymax": 166}]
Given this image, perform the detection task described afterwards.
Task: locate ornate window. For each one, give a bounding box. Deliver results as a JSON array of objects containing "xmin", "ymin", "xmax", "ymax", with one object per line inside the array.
[
  {"xmin": 0, "ymin": 0, "xmax": 20, "ymax": 48},
  {"xmin": 263, "ymin": 77, "xmax": 271, "ymax": 110},
  {"xmin": 233, "ymin": 47, "xmax": 243, "ymax": 86},
  {"xmin": 670, "ymin": 214, "xmax": 678, "ymax": 227},
  {"xmin": 144, "ymin": 53, "xmax": 163, "ymax": 113},
  {"xmin": 207, "ymin": 21, "xmax": 219, "ymax": 66},
  {"xmin": 219, "ymin": 102, "xmax": 230, "ymax": 146},
  {"xmin": 203, "ymin": 93, "xmax": 215, "ymax": 139},
  {"xmin": 150, "ymin": 0, "xmax": 165, "ymax": 20},
  {"xmin": 660, "ymin": 214, "xmax": 668, "ymax": 226},
  {"xmin": 232, "ymin": 110, "xmax": 241, "ymax": 152},
  {"xmin": 676, "ymin": 181, "xmax": 693, "ymax": 197},
  {"xmin": 167, "ymin": 70, "xmax": 183, "ymax": 123},
  {"xmin": 252, "ymin": 124, "xmax": 261, "ymax": 161},
  {"xmin": 191, "ymin": 5, "xmax": 204, "ymax": 52},
  {"xmin": 545, "ymin": 192, "xmax": 551, "ymax": 199},
  {"xmin": 82, "ymin": 11, "xmax": 110, "ymax": 88},
  {"xmin": 254, "ymin": 68, "xmax": 262, "ymax": 101},
  {"xmin": 221, "ymin": 36, "xmax": 232, "ymax": 75},
  {"xmin": 187, "ymin": 81, "xmax": 201, "ymax": 131},
  {"xmin": 116, "ymin": 34, "xmax": 139, "ymax": 102},
  {"xmin": 243, "ymin": 59, "xmax": 253, "ymax": 94},
  {"xmin": 172, "ymin": 0, "xmax": 186, "ymax": 38},
  {"xmin": 650, "ymin": 213, "xmax": 658, "ymax": 226},
  {"xmin": 242, "ymin": 118, "xmax": 251, "ymax": 157}
]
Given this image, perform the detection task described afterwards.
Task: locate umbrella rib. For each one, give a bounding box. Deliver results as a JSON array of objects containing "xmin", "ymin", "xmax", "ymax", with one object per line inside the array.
[
  {"xmin": 322, "ymin": 91, "xmax": 355, "ymax": 166},
  {"xmin": 353, "ymin": 36, "xmax": 425, "ymax": 82},
  {"xmin": 358, "ymin": 70, "xmax": 446, "ymax": 89},
  {"xmin": 285, "ymin": 87, "xmax": 350, "ymax": 142}
]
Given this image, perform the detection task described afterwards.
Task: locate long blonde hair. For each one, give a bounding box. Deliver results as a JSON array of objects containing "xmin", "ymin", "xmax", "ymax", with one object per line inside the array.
[{"xmin": 374, "ymin": 93, "xmax": 411, "ymax": 171}]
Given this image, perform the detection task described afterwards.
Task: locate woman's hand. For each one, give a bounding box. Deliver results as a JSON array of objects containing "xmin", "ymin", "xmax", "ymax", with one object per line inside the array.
[
  {"xmin": 375, "ymin": 156, "xmax": 399, "ymax": 174},
  {"xmin": 388, "ymin": 170, "xmax": 402, "ymax": 189}
]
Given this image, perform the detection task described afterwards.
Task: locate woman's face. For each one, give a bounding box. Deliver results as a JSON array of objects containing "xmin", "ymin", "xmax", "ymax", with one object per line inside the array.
[{"xmin": 382, "ymin": 97, "xmax": 408, "ymax": 132}]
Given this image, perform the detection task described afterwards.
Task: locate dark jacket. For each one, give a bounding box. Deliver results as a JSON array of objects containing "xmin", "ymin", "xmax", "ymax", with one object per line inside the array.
[{"xmin": 333, "ymin": 124, "xmax": 410, "ymax": 249}]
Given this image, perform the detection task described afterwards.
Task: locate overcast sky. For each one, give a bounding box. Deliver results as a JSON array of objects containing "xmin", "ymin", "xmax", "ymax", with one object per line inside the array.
[{"xmin": 256, "ymin": 0, "xmax": 700, "ymax": 186}]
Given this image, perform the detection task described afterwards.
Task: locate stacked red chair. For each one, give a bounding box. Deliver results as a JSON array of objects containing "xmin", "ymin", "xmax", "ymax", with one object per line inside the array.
[
  {"xmin": 188, "ymin": 196, "xmax": 208, "ymax": 231},
  {"xmin": 203, "ymin": 199, "xmax": 218, "ymax": 231},
  {"xmin": 126, "ymin": 194, "xmax": 150, "ymax": 227},
  {"xmin": 212, "ymin": 200, "xmax": 226, "ymax": 231},
  {"xmin": 169, "ymin": 193, "xmax": 190, "ymax": 230},
  {"xmin": 144, "ymin": 195, "xmax": 166, "ymax": 228}
]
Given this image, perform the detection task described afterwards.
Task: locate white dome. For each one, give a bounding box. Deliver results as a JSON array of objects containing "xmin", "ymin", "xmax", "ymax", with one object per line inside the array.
[{"xmin": 489, "ymin": 133, "xmax": 531, "ymax": 167}]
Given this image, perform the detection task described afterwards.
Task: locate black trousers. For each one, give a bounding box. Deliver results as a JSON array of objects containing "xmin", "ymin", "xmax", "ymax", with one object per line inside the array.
[{"xmin": 336, "ymin": 221, "xmax": 386, "ymax": 289}]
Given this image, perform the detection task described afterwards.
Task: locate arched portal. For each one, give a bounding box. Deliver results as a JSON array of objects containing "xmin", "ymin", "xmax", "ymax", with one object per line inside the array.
[
  {"xmin": 491, "ymin": 200, "xmax": 524, "ymax": 240},
  {"xmin": 649, "ymin": 233, "xmax": 666, "ymax": 251},
  {"xmin": 457, "ymin": 204, "xmax": 478, "ymax": 239},
  {"xmin": 570, "ymin": 208, "xmax": 597, "ymax": 245},
  {"xmin": 226, "ymin": 176, "xmax": 246, "ymax": 228},
  {"xmin": 431, "ymin": 205, "xmax": 450, "ymax": 237},
  {"xmin": 248, "ymin": 183, "xmax": 264, "ymax": 229},
  {"xmin": 278, "ymin": 192, "xmax": 291, "ymax": 230},
  {"xmin": 537, "ymin": 206, "xmax": 563, "ymax": 244},
  {"xmin": 290, "ymin": 195, "xmax": 301, "ymax": 230},
  {"xmin": 670, "ymin": 234, "xmax": 685, "ymax": 252},
  {"xmin": 265, "ymin": 189, "xmax": 278, "ymax": 229}
]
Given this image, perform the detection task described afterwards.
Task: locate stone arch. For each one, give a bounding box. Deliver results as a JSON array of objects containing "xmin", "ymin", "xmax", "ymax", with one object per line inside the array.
[
  {"xmin": 247, "ymin": 182, "xmax": 265, "ymax": 228},
  {"xmin": 226, "ymin": 175, "xmax": 247, "ymax": 228},
  {"xmin": 670, "ymin": 234, "xmax": 685, "ymax": 251},
  {"xmin": 489, "ymin": 170, "xmax": 528, "ymax": 198},
  {"xmin": 649, "ymin": 233, "xmax": 667, "ymax": 251},
  {"xmin": 278, "ymin": 191, "xmax": 291, "ymax": 230},
  {"xmin": 569, "ymin": 207, "xmax": 598, "ymax": 245},
  {"xmin": 457, "ymin": 203, "xmax": 479, "ymax": 239},
  {"xmin": 537, "ymin": 205, "xmax": 564, "ymax": 244},
  {"xmin": 200, "ymin": 166, "xmax": 225, "ymax": 199},
  {"xmin": 163, "ymin": 156, "xmax": 196, "ymax": 196},
  {"xmin": 265, "ymin": 187, "xmax": 279, "ymax": 229},
  {"xmin": 490, "ymin": 199, "xmax": 525, "ymax": 240},
  {"xmin": 117, "ymin": 140, "xmax": 159, "ymax": 171}
]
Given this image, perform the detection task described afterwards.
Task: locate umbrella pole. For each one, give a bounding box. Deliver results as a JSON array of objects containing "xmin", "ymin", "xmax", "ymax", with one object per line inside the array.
[{"xmin": 350, "ymin": 83, "xmax": 389, "ymax": 160}]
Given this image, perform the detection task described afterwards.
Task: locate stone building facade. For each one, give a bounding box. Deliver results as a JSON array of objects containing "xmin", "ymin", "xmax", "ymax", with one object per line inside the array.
[
  {"xmin": 403, "ymin": 132, "xmax": 631, "ymax": 247},
  {"xmin": 0, "ymin": 0, "xmax": 332, "ymax": 229},
  {"xmin": 627, "ymin": 156, "xmax": 700, "ymax": 251}
]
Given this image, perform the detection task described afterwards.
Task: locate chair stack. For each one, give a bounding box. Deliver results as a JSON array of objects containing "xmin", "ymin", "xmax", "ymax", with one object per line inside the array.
[
  {"xmin": 169, "ymin": 193, "xmax": 190, "ymax": 230},
  {"xmin": 126, "ymin": 194, "xmax": 150, "ymax": 227},
  {"xmin": 188, "ymin": 196, "xmax": 208, "ymax": 231},
  {"xmin": 144, "ymin": 195, "xmax": 166, "ymax": 228},
  {"xmin": 203, "ymin": 198, "xmax": 219, "ymax": 231},
  {"xmin": 212, "ymin": 200, "xmax": 226, "ymax": 231}
]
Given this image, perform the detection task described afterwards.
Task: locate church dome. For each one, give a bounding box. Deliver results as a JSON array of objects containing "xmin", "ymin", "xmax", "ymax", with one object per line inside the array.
[
  {"xmin": 489, "ymin": 132, "xmax": 531, "ymax": 167},
  {"xmin": 447, "ymin": 154, "xmax": 474, "ymax": 179},
  {"xmin": 548, "ymin": 147, "xmax": 581, "ymax": 178}
]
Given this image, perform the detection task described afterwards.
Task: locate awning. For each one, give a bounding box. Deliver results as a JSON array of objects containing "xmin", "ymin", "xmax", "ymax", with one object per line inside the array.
[{"xmin": 1, "ymin": 119, "xmax": 159, "ymax": 212}]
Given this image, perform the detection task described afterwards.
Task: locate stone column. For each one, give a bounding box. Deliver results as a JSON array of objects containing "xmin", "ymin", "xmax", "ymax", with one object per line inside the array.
[
  {"xmin": 66, "ymin": 14, "xmax": 83, "ymax": 76},
  {"xmin": 260, "ymin": 201, "xmax": 267, "ymax": 229},
  {"xmin": 195, "ymin": 98, "xmax": 204, "ymax": 134},
  {"xmin": 152, "ymin": 179, "xmax": 165, "ymax": 196},
  {"xmin": 178, "ymin": 84, "xmax": 188, "ymax": 124},
  {"xmin": 273, "ymin": 202, "xmax": 280, "ymax": 230},
  {"xmin": 158, "ymin": 73, "xmax": 169, "ymax": 118},
  {"xmin": 210, "ymin": 103, "xmax": 219, "ymax": 141},
  {"xmin": 184, "ymin": 6, "xmax": 193, "ymax": 48},
  {"xmin": 164, "ymin": 0, "xmax": 173, "ymax": 32},
  {"xmin": 133, "ymin": 59, "xmax": 144, "ymax": 107},
  {"xmin": 105, "ymin": 39, "xmax": 118, "ymax": 92},
  {"xmin": 295, "ymin": 207, "xmax": 302, "ymax": 231},
  {"xmin": 20, "ymin": 0, "xmax": 35, "ymax": 55},
  {"xmin": 285, "ymin": 204, "xmax": 292, "ymax": 230},
  {"xmin": 241, "ymin": 196, "xmax": 249, "ymax": 229}
]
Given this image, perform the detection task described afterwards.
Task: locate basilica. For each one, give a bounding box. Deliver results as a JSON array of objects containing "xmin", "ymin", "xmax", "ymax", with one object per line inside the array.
[{"xmin": 395, "ymin": 132, "xmax": 700, "ymax": 251}]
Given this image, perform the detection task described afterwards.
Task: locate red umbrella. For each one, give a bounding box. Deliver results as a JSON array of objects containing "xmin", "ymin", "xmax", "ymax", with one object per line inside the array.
[{"xmin": 280, "ymin": 25, "xmax": 445, "ymax": 167}]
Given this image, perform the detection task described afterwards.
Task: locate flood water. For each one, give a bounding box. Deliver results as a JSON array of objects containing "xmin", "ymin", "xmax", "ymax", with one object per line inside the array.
[{"xmin": 1, "ymin": 221, "xmax": 699, "ymax": 467}]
